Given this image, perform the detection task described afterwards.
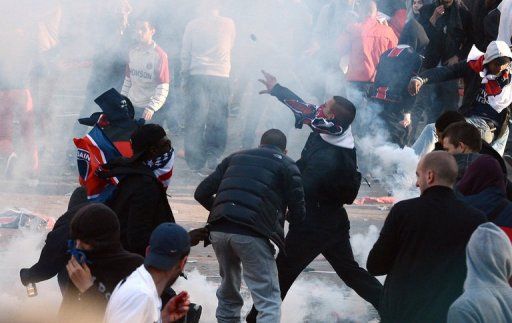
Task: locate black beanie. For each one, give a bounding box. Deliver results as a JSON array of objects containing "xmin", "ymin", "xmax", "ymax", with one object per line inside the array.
[
  {"xmin": 67, "ymin": 187, "xmax": 88, "ymax": 210},
  {"xmin": 130, "ymin": 124, "xmax": 167, "ymax": 156},
  {"xmin": 70, "ymin": 203, "xmax": 120, "ymax": 246}
]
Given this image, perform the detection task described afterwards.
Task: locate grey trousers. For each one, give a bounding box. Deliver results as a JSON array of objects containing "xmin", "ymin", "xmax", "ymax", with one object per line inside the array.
[{"xmin": 210, "ymin": 231, "xmax": 281, "ymax": 323}]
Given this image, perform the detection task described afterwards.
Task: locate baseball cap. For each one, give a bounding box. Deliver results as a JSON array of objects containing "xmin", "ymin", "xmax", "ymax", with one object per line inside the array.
[
  {"xmin": 483, "ymin": 41, "xmax": 512, "ymax": 65},
  {"xmin": 144, "ymin": 223, "xmax": 191, "ymax": 271}
]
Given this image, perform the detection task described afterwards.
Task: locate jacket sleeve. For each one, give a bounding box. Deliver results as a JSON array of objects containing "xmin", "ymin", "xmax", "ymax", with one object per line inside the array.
[
  {"xmin": 367, "ymin": 206, "xmax": 401, "ymax": 275},
  {"xmin": 22, "ymin": 215, "xmax": 71, "ymax": 284},
  {"xmin": 194, "ymin": 156, "xmax": 230, "ymax": 211},
  {"xmin": 419, "ymin": 60, "xmax": 469, "ymax": 84},
  {"xmin": 458, "ymin": 9, "xmax": 474, "ymax": 60},
  {"xmin": 282, "ymin": 162, "xmax": 306, "ymax": 225},
  {"xmin": 126, "ymin": 184, "xmax": 170, "ymax": 256}
]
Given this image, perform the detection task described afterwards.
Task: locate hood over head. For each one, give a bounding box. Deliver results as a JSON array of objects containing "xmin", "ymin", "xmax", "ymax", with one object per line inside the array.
[{"xmin": 464, "ymin": 222, "xmax": 512, "ymax": 289}]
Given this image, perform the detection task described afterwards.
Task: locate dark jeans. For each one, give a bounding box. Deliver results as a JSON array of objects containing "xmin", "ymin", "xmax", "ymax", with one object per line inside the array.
[
  {"xmin": 375, "ymin": 100, "xmax": 412, "ymax": 148},
  {"xmin": 185, "ymin": 75, "xmax": 229, "ymax": 170},
  {"xmin": 246, "ymin": 208, "xmax": 383, "ymax": 322}
]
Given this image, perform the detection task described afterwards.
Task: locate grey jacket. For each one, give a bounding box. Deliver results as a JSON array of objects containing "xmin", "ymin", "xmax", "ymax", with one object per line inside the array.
[{"xmin": 447, "ymin": 223, "xmax": 512, "ymax": 323}]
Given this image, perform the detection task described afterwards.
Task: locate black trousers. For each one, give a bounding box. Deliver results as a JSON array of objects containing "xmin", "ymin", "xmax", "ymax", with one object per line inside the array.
[
  {"xmin": 184, "ymin": 75, "xmax": 229, "ymax": 170},
  {"xmin": 246, "ymin": 208, "xmax": 383, "ymax": 322}
]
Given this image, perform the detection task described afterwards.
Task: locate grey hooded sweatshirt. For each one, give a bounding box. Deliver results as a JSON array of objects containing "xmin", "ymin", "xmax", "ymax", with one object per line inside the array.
[{"xmin": 447, "ymin": 223, "xmax": 512, "ymax": 323}]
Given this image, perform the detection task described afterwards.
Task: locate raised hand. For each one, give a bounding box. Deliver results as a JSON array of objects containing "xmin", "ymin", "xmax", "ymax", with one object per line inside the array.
[{"xmin": 258, "ymin": 70, "xmax": 278, "ymax": 95}]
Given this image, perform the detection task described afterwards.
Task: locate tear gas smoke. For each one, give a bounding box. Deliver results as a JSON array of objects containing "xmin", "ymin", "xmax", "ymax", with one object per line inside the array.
[{"xmin": 0, "ymin": 229, "xmax": 61, "ymax": 323}]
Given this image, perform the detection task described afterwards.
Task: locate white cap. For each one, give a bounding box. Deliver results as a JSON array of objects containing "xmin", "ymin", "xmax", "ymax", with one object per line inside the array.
[{"xmin": 483, "ymin": 41, "xmax": 512, "ymax": 65}]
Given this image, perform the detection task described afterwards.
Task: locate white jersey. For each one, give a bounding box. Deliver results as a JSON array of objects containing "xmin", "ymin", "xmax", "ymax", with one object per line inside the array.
[
  {"xmin": 121, "ymin": 42, "xmax": 170, "ymax": 111},
  {"xmin": 181, "ymin": 14, "xmax": 236, "ymax": 78},
  {"xmin": 104, "ymin": 265, "xmax": 161, "ymax": 323}
]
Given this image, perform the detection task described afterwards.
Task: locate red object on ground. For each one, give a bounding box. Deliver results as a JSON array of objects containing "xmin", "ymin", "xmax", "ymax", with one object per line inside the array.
[{"xmin": 353, "ymin": 196, "xmax": 396, "ymax": 205}]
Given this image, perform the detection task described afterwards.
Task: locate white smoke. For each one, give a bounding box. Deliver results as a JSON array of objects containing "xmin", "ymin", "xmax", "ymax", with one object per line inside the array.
[
  {"xmin": 175, "ymin": 225, "xmax": 382, "ymax": 323},
  {"xmin": 0, "ymin": 229, "xmax": 61, "ymax": 323}
]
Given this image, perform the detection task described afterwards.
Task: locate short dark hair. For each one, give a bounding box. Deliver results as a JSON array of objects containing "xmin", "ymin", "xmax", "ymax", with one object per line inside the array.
[
  {"xmin": 491, "ymin": 56, "xmax": 511, "ymax": 66},
  {"xmin": 333, "ymin": 96, "xmax": 356, "ymax": 129},
  {"xmin": 435, "ymin": 111, "xmax": 466, "ymax": 133},
  {"xmin": 442, "ymin": 121, "xmax": 482, "ymax": 152},
  {"xmin": 260, "ymin": 129, "xmax": 287, "ymax": 151}
]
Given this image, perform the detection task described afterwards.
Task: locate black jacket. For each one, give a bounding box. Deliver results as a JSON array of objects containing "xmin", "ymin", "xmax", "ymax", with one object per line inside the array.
[
  {"xmin": 194, "ymin": 146, "xmax": 306, "ymax": 251},
  {"xmin": 102, "ymin": 162, "xmax": 174, "ymax": 256},
  {"xmin": 371, "ymin": 45, "xmax": 423, "ymax": 109},
  {"xmin": 269, "ymin": 84, "xmax": 362, "ymax": 212},
  {"xmin": 59, "ymin": 246, "xmax": 143, "ymax": 323},
  {"xmin": 367, "ymin": 186, "xmax": 487, "ymax": 323},
  {"xmin": 419, "ymin": 2, "xmax": 473, "ymax": 68}
]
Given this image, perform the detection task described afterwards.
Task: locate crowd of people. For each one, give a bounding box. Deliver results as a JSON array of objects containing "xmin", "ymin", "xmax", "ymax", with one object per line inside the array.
[{"xmin": 3, "ymin": 0, "xmax": 512, "ymax": 322}]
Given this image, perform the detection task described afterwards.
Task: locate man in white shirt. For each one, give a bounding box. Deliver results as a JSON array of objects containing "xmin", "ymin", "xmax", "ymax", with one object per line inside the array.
[
  {"xmin": 180, "ymin": 1, "xmax": 236, "ymax": 171},
  {"xmin": 104, "ymin": 223, "xmax": 191, "ymax": 323},
  {"xmin": 121, "ymin": 18, "xmax": 170, "ymax": 121}
]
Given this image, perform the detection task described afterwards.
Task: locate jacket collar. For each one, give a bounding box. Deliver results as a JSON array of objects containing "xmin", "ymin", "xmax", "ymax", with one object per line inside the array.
[
  {"xmin": 259, "ymin": 144, "xmax": 285, "ymax": 153},
  {"xmin": 421, "ymin": 185, "xmax": 454, "ymax": 197}
]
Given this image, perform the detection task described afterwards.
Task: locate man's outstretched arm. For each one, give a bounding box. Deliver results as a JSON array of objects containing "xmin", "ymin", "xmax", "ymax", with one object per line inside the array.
[{"xmin": 259, "ymin": 70, "xmax": 317, "ymax": 129}]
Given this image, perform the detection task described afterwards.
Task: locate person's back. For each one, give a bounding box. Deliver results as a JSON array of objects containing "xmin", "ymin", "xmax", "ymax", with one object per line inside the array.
[
  {"xmin": 195, "ymin": 133, "xmax": 305, "ymax": 250},
  {"xmin": 367, "ymin": 151, "xmax": 487, "ymax": 323},
  {"xmin": 195, "ymin": 129, "xmax": 305, "ymax": 322},
  {"xmin": 448, "ymin": 223, "xmax": 512, "ymax": 323},
  {"xmin": 102, "ymin": 124, "xmax": 175, "ymax": 256}
]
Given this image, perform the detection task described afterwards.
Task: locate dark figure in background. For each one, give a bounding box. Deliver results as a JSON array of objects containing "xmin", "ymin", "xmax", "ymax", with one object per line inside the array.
[
  {"xmin": 180, "ymin": 4, "xmax": 236, "ymax": 171},
  {"xmin": 369, "ymin": 33, "xmax": 427, "ymax": 147},
  {"xmin": 19, "ymin": 187, "xmax": 88, "ymax": 294},
  {"xmin": 195, "ymin": 129, "xmax": 306, "ymax": 322},
  {"xmin": 367, "ymin": 151, "xmax": 486, "ymax": 323},
  {"xmin": 456, "ymin": 155, "xmax": 512, "ymax": 240},
  {"xmin": 59, "ymin": 203, "xmax": 143, "ymax": 323},
  {"xmin": 74, "ymin": 0, "xmax": 132, "ymax": 136},
  {"xmin": 471, "ymin": 0, "xmax": 502, "ymax": 51},
  {"xmin": 247, "ymin": 72, "xmax": 383, "ymax": 322},
  {"xmin": 417, "ymin": 0, "xmax": 474, "ymax": 121}
]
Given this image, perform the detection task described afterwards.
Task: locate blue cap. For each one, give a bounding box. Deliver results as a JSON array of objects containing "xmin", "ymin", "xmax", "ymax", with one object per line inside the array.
[{"xmin": 144, "ymin": 223, "xmax": 191, "ymax": 271}]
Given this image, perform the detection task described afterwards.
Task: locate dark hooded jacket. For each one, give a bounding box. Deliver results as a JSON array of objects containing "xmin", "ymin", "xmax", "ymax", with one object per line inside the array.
[
  {"xmin": 101, "ymin": 161, "xmax": 174, "ymax": 256},
  {"xmin": 367, "ymin": 186, "xmax": 487, "ymax": 323},
  {"xmin": 19, "ymin": 187, "xmax": 88, "ymax": 292},
  {"xmin": 194, "ymin": 145, "xmax": 306, "ymax": 251},
  {"xmin": 456, "ymin": 155, "xmax": 512, "ymax": 240}
]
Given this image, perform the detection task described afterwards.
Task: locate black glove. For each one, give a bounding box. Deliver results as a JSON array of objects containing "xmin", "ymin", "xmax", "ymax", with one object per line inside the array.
[{"xmin": 20, "ymin": 268, "xmax": 31, "ymax": 286}]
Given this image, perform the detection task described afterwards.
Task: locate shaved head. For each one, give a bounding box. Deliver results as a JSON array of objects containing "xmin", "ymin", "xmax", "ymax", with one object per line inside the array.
[{"xmin": 416, "ymin": 151, "xmax": 458, "ymax": 193}]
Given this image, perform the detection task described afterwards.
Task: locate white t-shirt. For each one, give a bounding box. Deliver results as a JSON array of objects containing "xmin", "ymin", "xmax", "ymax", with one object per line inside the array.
[
  {"xmin": 104, "ymin": 265, "xmax": 161, "ymax": 323},
  {"xmin": 181, "ymin": 14, "xmax": 236, "ymax": 78}
]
